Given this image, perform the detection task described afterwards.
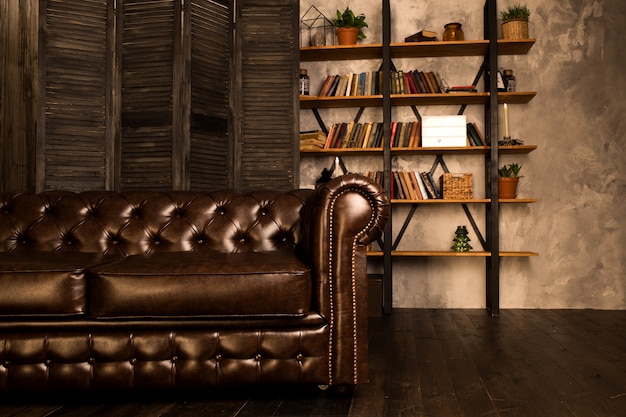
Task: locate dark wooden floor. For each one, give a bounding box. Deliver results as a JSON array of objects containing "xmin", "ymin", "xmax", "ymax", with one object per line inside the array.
[{"xmin": 1, "ymin": 309, "xmax": 625, "ymax": 417}]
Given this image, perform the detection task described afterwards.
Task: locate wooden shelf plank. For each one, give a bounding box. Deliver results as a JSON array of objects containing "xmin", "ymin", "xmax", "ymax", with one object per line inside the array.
[
  {"xmin": 390, "ymin": 198, "xmax": 538, "ymax": 204},
  {"xmin": 300, "ymin": 44, "xmax": 383, "ymax": 61},
  {"xmin": 300, "ymin": 92, "xmax": 536, "ymax": 108},
  {"xmin": 300, "ymin": 145, "xmax": 537, "ymax": 156},
  {"xmin": 300, "ymin": 39, "xmax": 536, "ymax": 61},
  {"xmin": 367, "ymin": 250, "xmax": 539, "ymax": 257}
]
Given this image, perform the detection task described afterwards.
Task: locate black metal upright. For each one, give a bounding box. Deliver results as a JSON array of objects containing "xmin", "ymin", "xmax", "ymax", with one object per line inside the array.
[
  {"xmin": 382, "ymin": 0, "xmax": 393, "ymax": 315},
  {"xmin": 485, "ymin": 0, "xmax": 500, "ymax": 317}
]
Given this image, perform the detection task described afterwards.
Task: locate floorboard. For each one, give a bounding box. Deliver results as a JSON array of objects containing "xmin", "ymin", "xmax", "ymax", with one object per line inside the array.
[{"xmin": 1, "ymin": 309, "xmax": 624, "ymax": 417}]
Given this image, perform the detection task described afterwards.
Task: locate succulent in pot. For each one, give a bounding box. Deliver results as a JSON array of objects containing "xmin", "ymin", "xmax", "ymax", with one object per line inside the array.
[
  {"xmin": 498, "ymin": 163, "xmax": 523, "ymax": 199},
  {"xmin": 333, "ymin": 7, "xmax": 368, "ymax": 45}
]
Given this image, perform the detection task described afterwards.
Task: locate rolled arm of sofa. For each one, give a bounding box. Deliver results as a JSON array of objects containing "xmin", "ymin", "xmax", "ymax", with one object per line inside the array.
[{"xmin": 301, "ymin": 173, "xmax": 389, "ymax": 385}]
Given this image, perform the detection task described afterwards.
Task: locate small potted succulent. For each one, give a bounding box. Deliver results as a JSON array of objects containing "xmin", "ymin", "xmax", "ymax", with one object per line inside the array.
[
  {"xmin": 498, "ymin": 163, "xmax": 523, "ymax": 199},
  {"xmin": 500, "ymin": 4, "xmax": 531, "ymax": 39},
  {"xmin": 333, "ymin": 7, "xmax": 368, "ymax": 45}
]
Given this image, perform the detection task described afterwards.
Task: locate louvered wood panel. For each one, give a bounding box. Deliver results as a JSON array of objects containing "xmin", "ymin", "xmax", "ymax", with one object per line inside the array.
[
  {"xmin": 40, "ymin": 0, "xmax": 109, "ymax": 191},
  {"xmin": 189, "ymin": 0, "xmax": 231, "ymax": 191},
  {"xmin": 236, "ymin": 0, "xmax": 299, "ymax": 192},
  {"xmin": 119, "ymin": 0, "xmax": 176, "ymax": 191}
]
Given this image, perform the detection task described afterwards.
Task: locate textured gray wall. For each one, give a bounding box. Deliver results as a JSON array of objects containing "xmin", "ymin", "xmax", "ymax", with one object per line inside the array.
[{"xmin": 300, "ymin": 0, "xmax": 625, "ymax": 309}]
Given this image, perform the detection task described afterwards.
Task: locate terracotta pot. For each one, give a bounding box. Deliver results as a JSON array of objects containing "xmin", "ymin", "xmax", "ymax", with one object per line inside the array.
[
  {"xmin": 336, "ymin": 27, "xmax": 359, "ymax": 45},
  {"xmin": 499, "ymin": 177, "xmax": 519, "ymax": 199}
]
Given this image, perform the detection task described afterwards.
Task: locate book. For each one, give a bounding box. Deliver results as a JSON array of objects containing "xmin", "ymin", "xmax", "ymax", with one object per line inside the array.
[
  {"xmin": 407, "ymin": 121, "xmax": 420, "ymax": 148},
  {"xmin": 370, "ymin": 122, "xmax": 383, "ymax": 148},
  {"xmin": 332, "ymin": 122, "xmax": 347, "ymax": 148},
  {"xmin": 425, "ymin": 71, "xmax": 439, "ymax": 93},
  {"xmin": 361, "ymin": 122, "xmax": 374, "ymax": 148},
  {"xmin": 299, "ymin": 130, "xmax": 327, "ymax": 151},
  {"xmin": 420, "ymin": 171, "xmax": 442, "ymax": 199},
  {"xmin": 387, "ymin": 121, "xmax": 396, "ymax": 147},
  {"xmin": 413, "ymin": 70, "xmax": 427, "ymax": 93},
  {"xmin": 408, "ymin": 171, "xmax": 424, "ymax": 199},
  {"xmin": 405, "ymin": 30, "xmax": 438, "ymax": 42},
  {"xmin": 401, "ymin": 171, "xmax": 418, "ymax": 200},
  {"xmin": 318, "ymin": 75, "xmax": 335, "ymax": 97},
  {"xmin": 324, "ymin": 124, "xmax": 337, "ymax": 149},
  {"xmin": 345, "ymin": 73, "xmax": 354, "ymax": 96},
  {"xmin": 472, "ymin": 122, "xmax": 486, "ymax": 146},
  {"xmin": 448, "ymin": 85, "xmax": 478, "ymax": 92},
  {"xmin": 398, "ymin": 122, "xmax": 409, "ymax": 147},
  {"xmin": 414, "ymin": 171, "xmax": 429, "ymax": 199},
  {"xmin": 326, "ymin": 75, "xmax": 341, "ymax": 96},
  {"xmin": 405, "ymin": 71, "xmax": 419, "ymax": 94}
]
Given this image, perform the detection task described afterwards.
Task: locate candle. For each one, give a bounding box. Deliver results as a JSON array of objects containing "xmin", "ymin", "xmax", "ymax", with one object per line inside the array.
[{"xmin": 503, "ymin": 103, "xmax": 509, "ymax": 137}]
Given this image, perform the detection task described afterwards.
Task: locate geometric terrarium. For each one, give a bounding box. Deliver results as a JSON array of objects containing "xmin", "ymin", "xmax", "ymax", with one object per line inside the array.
[{"xmin": 300, "ymin": 5, "xmax": 335, "ymax": 47}]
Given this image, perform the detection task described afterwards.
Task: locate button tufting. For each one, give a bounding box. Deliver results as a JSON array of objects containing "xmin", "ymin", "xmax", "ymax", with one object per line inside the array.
[
  {"xmin": 88, "ymin": 357, "xmax": 96, "ymax": 365},
  {"xmin": 296, "ymin": 353, "xmax": 303, "ymax": 362},
  {"xmin": 215, "ymin": 354, "xmax": 222, "ymax": 362},
  {"xmin": 130, "ymin": 358, "xmax": 137, "ymax": 365},
  {"xmin": 45, "ymin": 359, "xmax": 52, "ymax": 367},
  {"xmin": 255, "ymin": 354, "xmax": 262, "ymax": 361},
  {"xmin": 171, "ymin": 356, "xmax": 178, "ymax": 363}
]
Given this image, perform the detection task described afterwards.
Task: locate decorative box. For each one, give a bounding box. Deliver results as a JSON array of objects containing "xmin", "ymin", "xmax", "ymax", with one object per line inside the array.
[
  {"xmin": 441, "ymin": 173, "xmax": 473, "ymax": 199},
  {"xmin": 421, "ymin": 115, "xmax": 467, "ymax": 147}
]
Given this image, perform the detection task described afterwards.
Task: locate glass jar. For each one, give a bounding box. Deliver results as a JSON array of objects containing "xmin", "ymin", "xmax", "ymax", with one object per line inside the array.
[
  {"xmin": 299, "ymin": 69, "xmax": 310, "ymax": 95},
  {"xmin": 443, "ymin": 22, "xmax": 464, "ymax": 41},
  {"xmin": 503, "ymin": 69, "xmax": 516, "ymax": 92}
]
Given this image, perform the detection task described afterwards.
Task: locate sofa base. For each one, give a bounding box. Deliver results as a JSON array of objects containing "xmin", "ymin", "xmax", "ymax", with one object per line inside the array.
[{"xmin": 0, "ymin": 316, "xmax": 332, "ymax": 393}]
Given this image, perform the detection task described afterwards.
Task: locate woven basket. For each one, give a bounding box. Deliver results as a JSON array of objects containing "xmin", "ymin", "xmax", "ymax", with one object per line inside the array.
[
  {"xmin": 501, "ymin": 19, "xmax": 529, "ymax": 39},
  {"xmin": 441, "ymin": 173, "xmax": 473, "ymax": 200}
]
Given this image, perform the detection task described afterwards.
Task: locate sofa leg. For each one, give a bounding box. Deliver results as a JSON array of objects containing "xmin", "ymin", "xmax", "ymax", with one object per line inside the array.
[{"xmin": 321, "ymin": 384, "xmax": 355, "ymax": 396}]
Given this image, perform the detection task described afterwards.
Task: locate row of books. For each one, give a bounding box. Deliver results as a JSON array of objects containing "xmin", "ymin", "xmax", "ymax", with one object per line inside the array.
[
  {"xmin": 300, "ymin": 121, "xmax": 487, "ymax": 150},
  {"xmin": 316, "ymin": 69, "xmax": 454, "ymax": 97},
  {"xmin": 365, "ymin": 170, "xmax": 444, "ymax": 200},
  {"xmin": 395, "ymin": 70, "xmax": 445, "ymax": 94},
  {"xmin": 317, "ymin": 71, "xmax": 382, "ymax": 97},
  {"xmin": 323, "ymin": 121, "xmax": 422, "ymax": 149}
]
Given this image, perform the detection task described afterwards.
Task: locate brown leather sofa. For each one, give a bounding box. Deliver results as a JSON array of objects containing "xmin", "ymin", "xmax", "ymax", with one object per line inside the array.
[{"xmin": 0, "ymin": 174, "xmax": 388, "ymax": 393}]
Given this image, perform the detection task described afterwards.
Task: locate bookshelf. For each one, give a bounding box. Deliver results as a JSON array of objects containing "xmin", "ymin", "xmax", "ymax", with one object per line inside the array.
[{"xmin": 299, "ymin": 0, "xmax": 537, "ymax": 316}]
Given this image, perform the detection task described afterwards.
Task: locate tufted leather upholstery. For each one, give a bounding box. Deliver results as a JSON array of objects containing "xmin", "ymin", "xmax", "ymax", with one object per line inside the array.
[{"xmin": 0, "ymin": 174, "xmax": 389, "ymax": 393}]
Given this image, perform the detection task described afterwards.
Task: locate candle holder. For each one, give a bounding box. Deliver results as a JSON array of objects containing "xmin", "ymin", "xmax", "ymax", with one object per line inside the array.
[{"xmin": 498, "ymin": 137, "xmax": 524, "ymax": 146}]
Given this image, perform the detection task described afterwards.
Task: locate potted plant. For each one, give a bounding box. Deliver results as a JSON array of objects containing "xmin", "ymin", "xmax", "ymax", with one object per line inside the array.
[
  {"xmin": 500, "ymin": 4, "xmax": 531, "ymax": 39},
  {"xmin": 498, "ymin": 163, "xmax": 523, "ymax": 199},
  {"xmin": 333, "ymin": 7, "xmax": 368, "ymax": 45}
]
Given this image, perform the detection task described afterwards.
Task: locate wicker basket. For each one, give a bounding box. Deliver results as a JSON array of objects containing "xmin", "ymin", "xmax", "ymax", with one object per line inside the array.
[
  {"xmin": 501, "ymin": 19, "xmax": 529, "ymax": 39},
  {"xmin": 441, "ymin": 173, "xmax": 473, "ymax": 200}
]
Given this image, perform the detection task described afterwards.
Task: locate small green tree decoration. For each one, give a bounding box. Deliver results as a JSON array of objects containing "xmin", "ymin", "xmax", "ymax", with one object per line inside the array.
[{"xmin": 451, "ymin": 225, "xmax": 473, "ymax": 252}]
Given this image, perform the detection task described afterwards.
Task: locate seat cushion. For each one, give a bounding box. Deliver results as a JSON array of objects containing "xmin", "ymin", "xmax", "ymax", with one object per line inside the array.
[
  {"xmin": 88, "ymin": 250, "xmax": 312, "ymax": 318},
  {"xmin": 0, "ymin": 252, "xmax": 121, "ymax": 317}
]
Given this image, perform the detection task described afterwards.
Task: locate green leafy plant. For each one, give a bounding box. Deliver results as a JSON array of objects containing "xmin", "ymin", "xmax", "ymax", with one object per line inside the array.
[
  {"xmin": 498, "ymin": 163, "xmax": 523, "ymax": 177},
  {"xmin": 333, "ymin": 7, "xmax": 368, "ymax": 39},
  {"xmin": 500, "ymin": 4, "xmax": 531, "ymax": 22}
]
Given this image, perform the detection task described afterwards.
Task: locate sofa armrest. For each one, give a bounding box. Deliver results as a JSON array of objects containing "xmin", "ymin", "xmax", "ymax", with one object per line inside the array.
[{"xmin": 301, "ymin": 173, "xmax": 389, "ymax": 385}]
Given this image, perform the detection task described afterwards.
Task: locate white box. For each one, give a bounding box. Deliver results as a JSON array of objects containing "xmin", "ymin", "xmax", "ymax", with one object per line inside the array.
[{"xmin": 421, "ymin": 115, "xmax": 467, "ymax": 147}]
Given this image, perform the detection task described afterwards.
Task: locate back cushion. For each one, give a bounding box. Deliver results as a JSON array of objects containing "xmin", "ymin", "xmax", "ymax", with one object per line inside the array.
[{"xmin": 0, "ymin": 190, "xmax": 313, "ymax": 256}]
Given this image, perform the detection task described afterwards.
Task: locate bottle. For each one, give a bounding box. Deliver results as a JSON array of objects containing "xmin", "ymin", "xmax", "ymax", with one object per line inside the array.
[
  {"xmin": 504, "ymin": 69, "xmax": 516, "ymax": 92},
  {"xmin": 299, "ymin": 69, "xmax": 310, "ymax": 95}
]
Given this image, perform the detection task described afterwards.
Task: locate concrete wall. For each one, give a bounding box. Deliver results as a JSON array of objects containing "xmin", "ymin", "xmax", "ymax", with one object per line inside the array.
[{"xmin": 299, "ymin": 0, "xmax": 625, "ymax": 309}]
